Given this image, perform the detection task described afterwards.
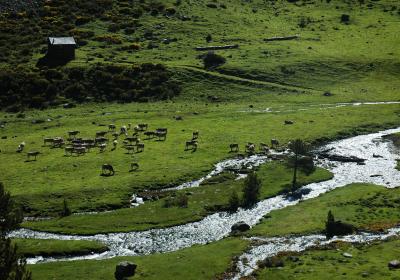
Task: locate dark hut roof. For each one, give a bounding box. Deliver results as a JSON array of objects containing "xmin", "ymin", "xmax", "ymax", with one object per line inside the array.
[{"xmin": 48, "ymin": 37, "xmax": 76, "ymax": 45}]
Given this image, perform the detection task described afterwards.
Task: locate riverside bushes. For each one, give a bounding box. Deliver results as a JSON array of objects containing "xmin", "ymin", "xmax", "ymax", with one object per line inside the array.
[{"xmin": 0, "ymin": 63, "xmax": 181, "ymax": 111}]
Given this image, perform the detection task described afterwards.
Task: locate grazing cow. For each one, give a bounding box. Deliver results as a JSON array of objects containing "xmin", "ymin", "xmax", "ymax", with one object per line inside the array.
[
  {"xmin": 133, "ymin": 126, "xmax": 140, "ymax": 134},
  {"xmin": 138, "ymin": 123, "xmax": 148, "ymax": 131},
  {"xmin": 68, "ymin": 130, "xmax": 80, "ymax": 139},
  {"xmin": 259, "ymin": 143, "xmax": 269, "ymax": 151},
  {"xmin": 64, "ymin": 146, "xmax": 74, "ymax": 156},
  {"xmin": 98, "ymin": 143, "xmax": 107, "ymax": 152},
  {"xmin": 124, "ymin": 145, "xmax": 136, "ymax": 154},
  {"xmin": 144, "ymin": 131, "xmax": 155, "ymax": 139},
  {"xmin": 27, "ymin": 151, "xmax": 39, "ymax": 161},
  {"xmin": 95, "ymin": 131, "xmax": 108, "ymax": 138},
  {"xmin": 43, "ymin": 137, "xmax": 54, "ymax": 146},
  {"xmin": 136, "ymin": 143, "xmax": 144, "ymax": 153},
  {"xmin": 192, "ymin": 131, "xmax": 199, "ymax": 140},
  {"xmin": 245, "ymin": 143, "xmax": 256, "ymax": 154},
  {"xmin": 95, "ymin": 137, "xmax": 108, "ymax": 146},
  {"xmin": 120, "ymin": 125, "xmax": 128, "ymax": 136},
  {"xmin": 128, "ymin": 123, "xmax": 132, "ymax": 130},
  {"xmin": 108, "ymin": 124, "xmax": 116, "ymax": 131},
  {"xmin": 185, "ymin": 140, "xmax": 197, "ymax": 150},
  {"xmin": 112, "ymin": 132, "xmax": 119, "ymax": 139},
  {"xmin": 156, "ymin": 128, "xmax": 168, "ymax": 133},
  {"xmin": 130, "ymin": 162, "xmax": 139, "ymax": 171},
  {"xmin": 52, "ymin": 138, "xmax": 65, "ymax": 148},
  {"xmin": 125, "ymin": 136, "xmax": 139, "ymax": 145},
  {"xmin": 112, "ymin": 140, "xmax": 118, "ymax": 150},
  {"xmin": 16, "ymin": 141, "xmax": 26, "ymax": 153},
  {"xmin": 230, "ymin": 143, "xmax": 239, "ymax": 152},
  {"xmin": 271, "ymin": 139, "xmax": 279, "ymax": 148},
  {"xmin": 101, "ymin": 164, "xmax": 115, "ymax": 176},
  {"xmin": 73, "ymin": 146, "xmax": 86, "ymax": 156}
]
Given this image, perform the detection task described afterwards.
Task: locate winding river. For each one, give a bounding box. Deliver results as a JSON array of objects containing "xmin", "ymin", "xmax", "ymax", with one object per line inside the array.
[{"xmin": 9, "ymin": 127, "xmax": 400, "ymax": 265}]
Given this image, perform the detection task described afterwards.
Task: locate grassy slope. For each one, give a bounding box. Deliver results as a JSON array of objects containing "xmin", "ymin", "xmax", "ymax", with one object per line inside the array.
[
  {"xmin": 29, "ymin": 238, "xmax": 248, "ymax": 280},
  {"xmin": 250, "ymin": 183, "xmax": 400, "ymax": 237},
  {"xmin": 57, "ymin": 0, "xmax": 400, "ymax": 102},
  {"xmin": 13, "ymin": 239, "xmax": 108, "ymax": 258},
  {"xmin": 22, "ymin": 162, "xmax": 333, "ymax": 234},
  {"xmin": 256, "ymin": 238, "xmax": 400, "ymax": 280}
]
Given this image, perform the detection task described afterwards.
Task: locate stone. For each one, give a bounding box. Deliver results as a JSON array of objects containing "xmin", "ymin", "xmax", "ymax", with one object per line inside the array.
[
  {"xmin": 343, "ymin": 252, "xmax": 353, "ymax": 258},
  {"xmin": 115, "ymin": 261, "xmax": 137, "ymax": 280},
  {"xmin": 231, "ymin": 221, "xmax": 250, "ymax": 232},
  {"xmin": 388, "ymin": 260, "xmax": 400, "ymax": 269},
  {"xmin": 63, "ymin": 103, "xmax": 76, "ymax": 109}
]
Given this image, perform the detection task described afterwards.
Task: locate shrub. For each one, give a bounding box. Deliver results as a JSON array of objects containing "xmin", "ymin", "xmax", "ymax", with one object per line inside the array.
[
  {"xmin": 165, "ymin": 7, "xmax": 176, "ymax": 15},
  {"xmin": 228, "ymin": 191, "xmax": 240, "ymax": 213},
  {"xmin": 176, "ymin": 193, "xmax": 189, "ymax": 208},
  {"xmin": 242, "ymin": 172, "xmax": 261, "ymax": 208},
  {"xmin": 325, "ymin": 210, "xmax": 355, "ymax": 239},
  {"xmin": 202, "ymin": 52, "xmax": 226, "ymax": 69},
  {"xmin": 94, "ymin": 34, "xmax": 123, "ymax": 44},
  {"xmin": 162, "ymin": 193, "xmax": 188, "ymax": 208}
]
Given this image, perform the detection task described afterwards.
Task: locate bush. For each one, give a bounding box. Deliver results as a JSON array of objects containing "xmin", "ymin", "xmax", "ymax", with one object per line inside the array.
[
  {"xmin": 202, "ymin": 52, "xmax": 226, "ymax": 69},
  {"xmin": 325, "ymin": 210, "xmax": 355, "ymax": 239},
  {"xmin": 162, "ymin": 193, "xmax": 188, "ymax": 208},
  {"xmin": 176, "ymin": 193, "xmax": 188, "ymax": 208},
  {"xmin": 228, "ymin": 191, "xmax": 240, "ymax": 213},
  {"xmin": 242, "ymin": 172, "xmax": 261, "ymax": 208}
]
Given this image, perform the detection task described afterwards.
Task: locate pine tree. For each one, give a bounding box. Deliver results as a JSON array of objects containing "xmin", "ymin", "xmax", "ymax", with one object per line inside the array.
[
  {"xmin": 288, "ymin": 139, "xmax": 310, "ymax": 192},
  {"xmin": 242, "ymin": 172, "xmax": 261, "ymax": 208},
  {"xmin": 0, "ymin": 182, "xmax": 32, "ymax": 280}
]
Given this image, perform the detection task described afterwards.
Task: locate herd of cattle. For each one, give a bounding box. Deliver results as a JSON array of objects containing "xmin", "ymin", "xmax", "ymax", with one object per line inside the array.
[{"xmin": 14, "ymin": 122, "xmax": 280, "ymax": 175}]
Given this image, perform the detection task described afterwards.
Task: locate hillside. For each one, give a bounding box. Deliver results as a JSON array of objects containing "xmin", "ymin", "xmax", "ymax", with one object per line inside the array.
[{"xmin": 1, "ymin": 0, "xmax": 399, "ymax": 110}]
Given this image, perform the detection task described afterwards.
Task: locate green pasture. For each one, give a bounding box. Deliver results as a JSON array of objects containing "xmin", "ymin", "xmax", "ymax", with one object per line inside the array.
[
  {"xmin": 250, "ymin": 183, "xmax": 400, "ymax": 237},
  {"xmin": 13, "ymin": 239, "xmax": 108, "ymax": 258},
  {"xmin": 28, "ymin": 238, "xmax": 248, "ymax": 280},
  {"xmin": 256, "ymin": 238, "xmax": 400, "ymax": 280},
  {"xmin": 0, "ymin": 101, "xmax": 399, "ymax": 218},
  {"xmin": 22, "ymin": 162, "xmax": 332, "ymax": 234}
]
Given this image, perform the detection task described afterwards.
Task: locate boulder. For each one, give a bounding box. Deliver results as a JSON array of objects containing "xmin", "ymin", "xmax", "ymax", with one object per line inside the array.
[
  {"xmin": 388, "ymin": 260, "xmax": 400, "ymax": 269},
  {"xmin": 115, "ymin": 261, "xmax": 137, "ymax": 280},
  {"xmin": 231, "ymin": 221, "xmax": 250, "ymax": 232},
  {"xmin": 343, "ymin": 252, "xmax": 353, "ymax": 258}
]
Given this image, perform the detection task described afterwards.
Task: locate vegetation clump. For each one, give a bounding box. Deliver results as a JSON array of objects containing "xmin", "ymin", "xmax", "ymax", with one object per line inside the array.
[
  {"xmin": 0, "ymin": 63, "xmax": 181, "ymax": 111},
  {"xmin": 325, "ymin": 210, "xmax": 355, "ymax": 239},
  {"xmin": 242, "ymin": 172, "xmax": 261, "ymax": 208},
  {"xmin": 202, "ymin": 52, "xmax": 226, "ymax": 69},
  {"xmin": 163, "ymin": 193, "xmax": 189, "ymax": 208}
]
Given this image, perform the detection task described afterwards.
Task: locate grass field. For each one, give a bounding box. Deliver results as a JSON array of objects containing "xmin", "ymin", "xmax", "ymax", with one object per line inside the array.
[
  {"xmin": 1, "ymin": 102, "xmax": 398, "ymax": 219},
  {"xmin": 22, "ymin": 162, "xmax": 332, "ymax": 234},
  {"xmin": 28, "ymin": 238, "xmax": 248, "ymax": 280},
  {"xmin": 255, "ymin": 238, "xmax": 400, "ymax": 280},
  {"xmin": 250, "ymin": 183, "xmax": 400, "ymax": 237},
  {"xmin": 13, "ymin": 239, "xmax": 108, "ymax": 258}
]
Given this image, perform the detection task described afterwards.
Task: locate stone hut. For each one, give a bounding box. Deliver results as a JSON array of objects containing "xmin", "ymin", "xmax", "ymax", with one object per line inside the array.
[{"xmin": 47, "ymin": 37, "xmax": 76, "ymax": 60}]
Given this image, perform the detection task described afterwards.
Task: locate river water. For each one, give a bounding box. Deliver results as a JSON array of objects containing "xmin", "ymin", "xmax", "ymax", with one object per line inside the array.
[{"xmin": 9, "ymin": 127, "xmax": 400, "ymax": 265}]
